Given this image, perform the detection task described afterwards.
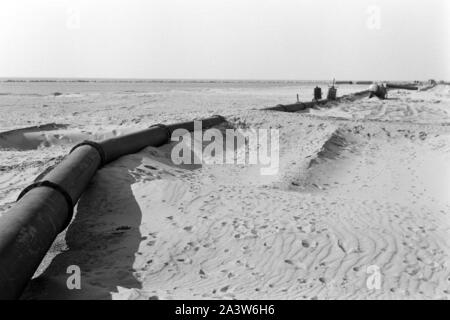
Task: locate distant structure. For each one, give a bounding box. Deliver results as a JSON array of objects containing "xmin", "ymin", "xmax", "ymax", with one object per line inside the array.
[
  {"xmin": 313, "ymin": 86, "xmax": 322, "ymax": 101},
  {"xmin": 368, "ymin": 83, "xmax": 387, "ymax": 99},
  {"xmin": 336, "ymin": 81, "xmax": 353, "ymax": 85},
  {"xmin": 327, "ymin": 79, "xmax": 337, "ymax": 100}
]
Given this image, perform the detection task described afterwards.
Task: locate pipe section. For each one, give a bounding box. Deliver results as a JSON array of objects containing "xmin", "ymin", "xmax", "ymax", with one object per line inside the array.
[{"xmin": 0, "ymin": 115, "xmax": 226, "ymax": 299}]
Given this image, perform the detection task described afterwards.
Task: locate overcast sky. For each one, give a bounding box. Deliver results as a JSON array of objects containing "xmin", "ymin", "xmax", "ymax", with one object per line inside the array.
[{"xmin": 0, "ymin": 0, "xmax": 448, "ymax": 80}]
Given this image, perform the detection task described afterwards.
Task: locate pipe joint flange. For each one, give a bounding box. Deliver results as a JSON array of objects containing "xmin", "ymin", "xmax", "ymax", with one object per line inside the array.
[
  {"xmin": 17, "ymin": 180, "xmax": 74, "ymax": 231},
  {"xmin": 70, "ymin": 140, "xmax": 106, "ymax": 168}
]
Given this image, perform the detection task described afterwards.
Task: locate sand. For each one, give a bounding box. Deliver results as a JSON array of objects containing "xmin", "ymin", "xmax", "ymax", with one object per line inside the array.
[{"xmin": 1, "ymin": 83, "xmax": 450, "ymax": 300}]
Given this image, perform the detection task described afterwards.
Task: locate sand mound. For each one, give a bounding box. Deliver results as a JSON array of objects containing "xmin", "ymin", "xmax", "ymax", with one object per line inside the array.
[
  {"xmin": 309, "ymin": 130, "xmax": 353, "ymax": 165},
  {"xmin": 290, "ymin": 129, "xmax": 357, "ymax": 192},
  {"xmin": 0, "ymin": 124, "xmax": 137, "ymax": 151}
]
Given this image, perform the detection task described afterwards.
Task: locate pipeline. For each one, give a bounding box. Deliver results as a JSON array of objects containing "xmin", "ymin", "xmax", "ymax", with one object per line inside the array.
[
  {"xmin": 264, "ymin": 90, "xmax": 371, "ymax": 113},
  {"xmin": 264, "ymin": 81, "xmax": 424, "ymax": 113},
  {"xmin": 386, "ymin": 83, "xmax": 418, "ymax": 90},
  {"xmin": 0, "ymin": 115, "xmax": 226, "ymax": 300},
  {"xmin": 335, "ymin": 81, "xmax": 353, "ymax": 85}
]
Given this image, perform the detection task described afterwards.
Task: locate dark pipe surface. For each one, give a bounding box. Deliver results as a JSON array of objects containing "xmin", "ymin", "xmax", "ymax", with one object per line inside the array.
[
  {"xmin": 264, "ymin": 90, "xmax": 371, "ymax": 112},
  {"xmin": 101, "ymin": 126, "xmax": 169, "ymax": 163},
  {"xmin": 0, "ymin": 188, "xmax": 70, "ymax": 299},
  {"xmin": 386, "ymin": 83, "xmax": 418, "ymax": 90}
]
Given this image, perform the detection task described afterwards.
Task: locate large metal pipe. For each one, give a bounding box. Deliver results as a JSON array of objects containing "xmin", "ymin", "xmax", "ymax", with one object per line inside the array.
[
  {"xmin": 264, "ymin": 82, "xmax": 422, "ymax": 113},
  {"xmin": 386, "ymin": 83, "xmax": 418, "ymax": 90},
  {"xmin": 0, "ymin": 115, "xmax": 226, "ymax": 300},
  {"xmin": 264, "ymin": 90, "xmax": 371, "ymax": 112}
]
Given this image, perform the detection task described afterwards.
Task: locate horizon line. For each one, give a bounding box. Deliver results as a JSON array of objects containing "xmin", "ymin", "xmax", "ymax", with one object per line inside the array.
[{"xmin": 0, "ymin": 77, "xmax": 439, "ymax": 83}]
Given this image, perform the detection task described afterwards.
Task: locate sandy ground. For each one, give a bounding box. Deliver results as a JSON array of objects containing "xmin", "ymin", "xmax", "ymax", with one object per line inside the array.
[{"xmin": 1, "ymin": 84, "xmax": 450, "ymax": 299}]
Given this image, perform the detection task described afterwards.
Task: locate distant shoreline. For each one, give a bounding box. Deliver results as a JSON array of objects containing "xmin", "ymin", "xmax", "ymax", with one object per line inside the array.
[{"xmin": 0, "ymin": 78, "xmax": 431, "ymax": 84}]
